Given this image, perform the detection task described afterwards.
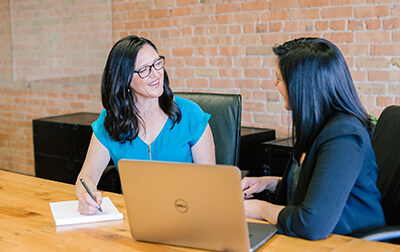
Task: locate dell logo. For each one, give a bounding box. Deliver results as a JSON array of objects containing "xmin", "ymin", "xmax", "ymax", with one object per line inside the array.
[{"xmin": 174, "ymin": 199, "xmax": 188, "ymax": 213}]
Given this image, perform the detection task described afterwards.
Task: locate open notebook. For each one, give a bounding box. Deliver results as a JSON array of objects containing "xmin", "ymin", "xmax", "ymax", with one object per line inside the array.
[{"xmin": 118, "ymin": 160, "xmax": 277, "ymax": 252}]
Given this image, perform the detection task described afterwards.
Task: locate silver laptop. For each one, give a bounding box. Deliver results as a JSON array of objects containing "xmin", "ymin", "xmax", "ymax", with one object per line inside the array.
[{"xmin": 118, "ymin": 160, "xmax": 277, "ymax": 252}]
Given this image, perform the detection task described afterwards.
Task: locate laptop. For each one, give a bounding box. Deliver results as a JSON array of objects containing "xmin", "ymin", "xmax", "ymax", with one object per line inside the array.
[{"xmin": 118, "ymin": 160, "xmax": 277, "ymax": 252}]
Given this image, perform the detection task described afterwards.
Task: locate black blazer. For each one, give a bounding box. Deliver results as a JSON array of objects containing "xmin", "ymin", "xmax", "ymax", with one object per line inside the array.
[{"xmin": 275, "ymin": 113, "xmax": 386, "ymax": 240}]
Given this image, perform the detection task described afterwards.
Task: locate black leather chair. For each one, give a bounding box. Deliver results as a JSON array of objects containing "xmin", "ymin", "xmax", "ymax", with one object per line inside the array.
[
  {"xmin": 350, "ymin": 105, "xmax": 400, "ymax": 243},
  {"xmin": 175, "ymin": 92, "xmax": 242, "ymax": 166},
  {"xmin": 99, "ymin": 92, "xmax": 242, "ymax": 193}
]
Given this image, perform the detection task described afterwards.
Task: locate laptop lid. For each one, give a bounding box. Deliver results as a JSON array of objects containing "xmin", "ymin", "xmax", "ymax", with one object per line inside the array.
[{"xmin": 118, "ymin": 160, "xmax": 276, "ymax": 252}]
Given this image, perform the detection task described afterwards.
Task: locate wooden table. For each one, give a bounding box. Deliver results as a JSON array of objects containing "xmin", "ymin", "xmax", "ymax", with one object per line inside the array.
[{"xmin": 1, "ymin": 170, "xmax": 399, "ymax": 252}]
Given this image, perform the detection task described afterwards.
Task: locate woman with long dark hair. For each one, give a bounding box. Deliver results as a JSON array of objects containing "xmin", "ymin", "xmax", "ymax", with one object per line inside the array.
[
  {"xmin": 241, "ymin": 38, "xmax": 385, "ymax": 240},
  {"xmin": 76, "ymin": 35, "xmax": 215, "ymax": 215}
]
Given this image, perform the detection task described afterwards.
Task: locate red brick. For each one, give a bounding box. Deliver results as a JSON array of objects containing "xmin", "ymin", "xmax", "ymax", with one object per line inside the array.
[
  {"xmin": 348, "ymin": 20, "xmax": 364, "ymax": 31},
  {"xmin": 331, "ymin": 20, "xmax": 346, "ymax": 30},
  {"xmin": 209, "ymin": 57, "xmax": 233, "ymax": 67},
  {"xmin": 300, "ymin": 0, "xmax": 329, "ymax": 7},
  {"xmin": 242, "ymin": 1, "xmax": 269, "ymax": 11},
  {"xmin": 210, "ymin": 79, "xmax": 235, "ymax": 89},
  {"xmin": 321, "ymin": 6, "xmax": 353, "ymax": 18},
  {"xmin": 366, "ymin": 19, "xmax": 381, "ymax": 30},
  {"xmin": 315, "ymin": 21, "xmax": 329, "ymax": 31},
  {"xmin": 216, "ymin": 2, "xmax": 241, "ymax": 14},
  {"xmin": 376, "ymin": 96, "xmax": 394, "ymax": 107},
  {"xmin": 270, "ymin": 0, "xmax": 298, "ymax": 9},
  {"xmin": 356, "ymin": 31, "xmax": 391, "ymax": 43},
  {"xmin": 355, "ymin": 6, "xmax": 390, "ymax": 18},
  {"xmin": 383, "ymin": 18, "xmax": 400, "ymax": 30}
]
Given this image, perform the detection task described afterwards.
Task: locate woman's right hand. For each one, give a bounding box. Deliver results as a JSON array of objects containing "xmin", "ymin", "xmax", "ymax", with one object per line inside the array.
[
  {"xmin": 241, "ymin": 176, "xmax": 281, "ymax": 199},
  {"xmin": 77, "ymin": 191, "xmax": 103, "ymax": 215}
]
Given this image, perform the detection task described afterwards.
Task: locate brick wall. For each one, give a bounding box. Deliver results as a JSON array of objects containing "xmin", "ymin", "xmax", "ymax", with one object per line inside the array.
[{"xmin": 1, "ymin": 0, "xmax": 400, "ymax": 175}]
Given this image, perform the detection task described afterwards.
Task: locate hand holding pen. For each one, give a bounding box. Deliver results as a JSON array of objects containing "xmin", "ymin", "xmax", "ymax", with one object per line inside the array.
[{"xmin": 79, "ymin": 177, "xmax": 103, "ymax": 213}]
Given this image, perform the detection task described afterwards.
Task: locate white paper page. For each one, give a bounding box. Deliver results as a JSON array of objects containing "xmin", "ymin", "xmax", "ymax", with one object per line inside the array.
[{"xmin": 50, "ymin": 197, "xmax": 123, "ymax": 226}]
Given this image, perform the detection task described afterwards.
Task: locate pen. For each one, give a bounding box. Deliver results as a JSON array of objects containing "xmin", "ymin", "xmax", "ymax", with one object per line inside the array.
[{"xmin": 79, "ymin": 177, "xmax": 102, "ymax": 212}]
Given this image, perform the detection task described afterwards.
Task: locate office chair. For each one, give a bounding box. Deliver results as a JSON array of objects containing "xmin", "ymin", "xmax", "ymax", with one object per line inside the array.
[
  {"xmin": 98, "ymin": 92, "xmax": 242, "ymax": 193},
  {"xmin": 175, "ymin": 92, "xmax": 242, "ymax": 166},
  {"xmin": 350, "ymin": 105, "xmax": 400, "ymax": 243}
]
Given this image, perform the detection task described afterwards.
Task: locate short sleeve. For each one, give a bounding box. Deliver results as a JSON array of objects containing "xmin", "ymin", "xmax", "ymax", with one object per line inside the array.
[
  {"xmin": 174, "ymin": 96, "xmax": 211, "ymax": 147},
  {"xmin": 91, "ymin": 109, "xmax": 110, "ymax": 149}
]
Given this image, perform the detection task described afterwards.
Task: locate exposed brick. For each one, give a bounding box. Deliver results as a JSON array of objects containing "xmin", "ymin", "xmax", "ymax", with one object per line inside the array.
[
  {"xmin": 355, "ymin": 5, "xmax": 390, "ymax": 18},
  {"xmin": 270, "ymin": 22, "xmax": 283, "ymax": 32},
  {"xmin": 356, "ymin": 57, "xmax": 390, "ymax": 69},
  {"xmin": 270, "ymin": 0, "xmax": 298, "ymax": 10},
  {"xmin": 219, "ymin": 68, "xmax": 243, "ymax": 78},
  {"xmin": 388, "ymin": 84, "xmax": 400, "ymax": 95},
  {"xmin": 376, "ymin": 96, "xmax": 394, "ymax": 107},
  {"xmin": 171, "ymin": 7, "xmax": 191, "ymax": 17},
  {"xmin": 371, "ymin": 44, "xmax": 400, "ymax": 56},
  {"xmin": 321, "ymin": 6, "xmax": 353, "ymax": 18},
  {"xmin": 348, "ymin": 20, "xmax": 364, "ymax": 31},
  {"xmin": 315, "ymin": 21, "xmax": 329, "ymax": 31},
  {"xmin": 261, "ymin": 10, "xmax": 289, "ymax": 21},
  {"xmin": 246, "ymin": 46, "xmax": 273, "ymax": 56},
  {"xmin": 366, "ymin": 19, "xmax": 381, "ymax": 30},
  {"xmin": 383, "ymin": 18, "xmax": 400, "ymax": 30},
  {"xmin": 210, "ymin": 79, "xmax": 235, "ymax": 89},
  {"xmin": 185, "ymin": 57, "xmax": 208, "ymax": 67},
  {"xmin": 209, "ymin": 57, "xmax": 233, "ymax": 67},
  {"xmin": 186, "ymin": 78, "xmax": 209, "ymax": 88},
  {"xmin": 243, "ymin": 101, "xmax": 266, "ymax": 112},
  {"xmin": 216, "ymin": 2, "xmax": 241, "ymax": 14},
  {"xmin": 242, "ymin": 1, "xmax": 269, "ymax": 11},
  {"xmin": 192, "ymin": 4, "xmax": 216, "ymax": 15},
  {"xmin": 355, "ymin": 83, "xmax": 387, "ymax": 95},
  {"xmin": 244, "ymin": 68, "xmax": 270, "ymax": 78},
  {"xmin": 290, "ymin": 8, "xmax": 320, "ymax": 20},
  {"xmin": 195, "ymin": 68, "xmax": 219, "ymax": 78},
  {"xmin": 300, "ymin": 0, "xmax": 329, "ymax": 7},
  {"xmin": 331, "ymin": 20, "xmax": 346, "ymax": 30},
  {"xmin": 357, "ymin": 30, "xmax": 391, "ymax": 43}
]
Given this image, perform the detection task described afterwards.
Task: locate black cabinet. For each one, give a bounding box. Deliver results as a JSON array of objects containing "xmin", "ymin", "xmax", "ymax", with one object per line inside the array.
[
  {"xmin": 239, "ymin": 127, "xmax": 276, "ymax": 176},
  {"xmin": 262, "ymin": 137, "xmax": 293, "ymax": 177},
  {"xmin": 33, "ymin": 112, "xmax": 120, "ymax": 193},
  {"xmin": 33, "ymin": 112, "xmax": 97, "ymax": 184}
]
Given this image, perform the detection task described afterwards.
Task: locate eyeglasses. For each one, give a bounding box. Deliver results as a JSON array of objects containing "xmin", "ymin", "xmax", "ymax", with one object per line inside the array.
[{"xmin": 134, "ymin": 56, "xmax": 165, "ymax": 79}]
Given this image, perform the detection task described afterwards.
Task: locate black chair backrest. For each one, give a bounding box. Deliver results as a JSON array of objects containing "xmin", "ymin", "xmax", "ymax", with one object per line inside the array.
[
  {"xmin": 372, "ymin": 105, "xmax": 400, "ymax": 226},
  {"xmin": 175, "ymin": 92, "xmax": 242, "ymax": 166}
]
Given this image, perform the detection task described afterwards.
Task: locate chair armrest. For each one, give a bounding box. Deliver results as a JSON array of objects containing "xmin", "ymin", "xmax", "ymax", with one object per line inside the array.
[{"xmin": 350, "ymin": 225, "xmax": 400, "ymax": 242}]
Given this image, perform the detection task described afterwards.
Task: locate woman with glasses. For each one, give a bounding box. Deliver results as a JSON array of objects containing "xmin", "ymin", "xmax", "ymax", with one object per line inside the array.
[
  {"xmin": 76, "ymin": 35, "xmax": 215, "ymax": 215},
  {"xmin": 241, "ymin": 38, "xmax": 385, "ymax": 240}
]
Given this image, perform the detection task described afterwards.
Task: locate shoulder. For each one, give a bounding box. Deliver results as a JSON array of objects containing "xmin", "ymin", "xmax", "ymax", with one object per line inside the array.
[
  {"xmin": 93, "ymin": 109, "xmax": 107, "ymax": 126},
  {"xmin": 175, "ymin": 95, "xmax": 200, "ymax": 109},
  {"xmin": 317, "ymin": 112, "xmax": 370, "ymax": 146},
  {"xmin": 174, "ymin": 95, "xmax": 204, "ymax": 115}
]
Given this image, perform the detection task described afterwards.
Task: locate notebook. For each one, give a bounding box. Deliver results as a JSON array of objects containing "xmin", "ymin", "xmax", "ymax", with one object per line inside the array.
[
  {"xmin": 49, "ymin": 197, "xmax": 123, "ymax": 226},
  {"xmin": 118, "ymin": 160, "xmax": 277, "ymax": 252}
]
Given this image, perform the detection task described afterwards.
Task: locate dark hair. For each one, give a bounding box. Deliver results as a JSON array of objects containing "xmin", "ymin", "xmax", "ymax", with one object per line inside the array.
[
  {"xmin": 101, "ymin": 35, "xmax": 181, "ymax": 143},
  {"xmin": 273, "ymin": 37, "xmax": 372, "ymax": 157}
]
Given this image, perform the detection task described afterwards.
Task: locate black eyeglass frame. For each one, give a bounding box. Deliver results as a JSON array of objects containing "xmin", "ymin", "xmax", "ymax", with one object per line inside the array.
[{"xmin": 134, "ymin": 56, "xmax": 165, "ymax": 79}]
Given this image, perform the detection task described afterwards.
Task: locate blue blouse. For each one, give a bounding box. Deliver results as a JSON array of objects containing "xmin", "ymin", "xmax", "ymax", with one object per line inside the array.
[{"xmin": 92, "ymin": 96, "xmax": 211, "ymax": 170}]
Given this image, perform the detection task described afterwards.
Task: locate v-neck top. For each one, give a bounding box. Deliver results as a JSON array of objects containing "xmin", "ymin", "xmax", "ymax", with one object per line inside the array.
[{"xmin": 92, "ymin": 96, "xmax": 211, "ymax": 170}]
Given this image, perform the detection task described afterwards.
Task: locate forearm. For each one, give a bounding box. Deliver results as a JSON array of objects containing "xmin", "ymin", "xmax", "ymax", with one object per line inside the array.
[
  {"xmin": 260, "ymin": 202, "xmax": 285, "ymax": 225},
  {"xmin": 265, "ymin": 176, "xmax": 282, "ymax": 192}
]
